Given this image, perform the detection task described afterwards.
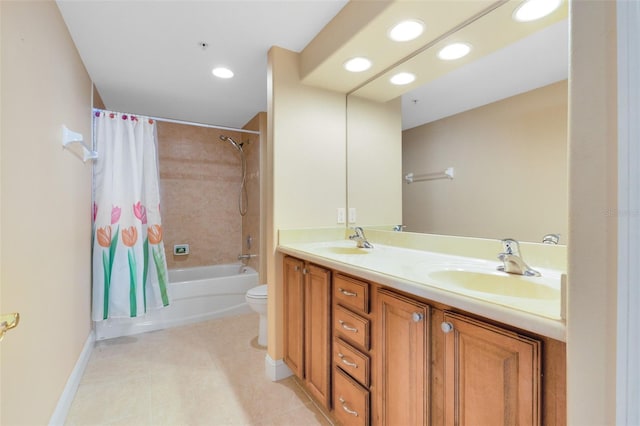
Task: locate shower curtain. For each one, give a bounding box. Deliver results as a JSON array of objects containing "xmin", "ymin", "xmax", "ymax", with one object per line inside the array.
[{"xmin": 92, "ymin": 110, "xmax": 170, "ymax": 320}]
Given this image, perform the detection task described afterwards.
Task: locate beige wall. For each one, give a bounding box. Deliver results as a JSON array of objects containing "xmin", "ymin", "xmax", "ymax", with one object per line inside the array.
[
  {"xmin": 157, "ymin": 121, "xmax": 260, "ymax": 270},
  {"xmin": 567, "ymin": 2, "xmax": 618, "ymax": 425},
  {"xmin": 402, "ymin": 80, "xmax": 568, "ymax": 242},
  {"xmin": 0, "ymin": 1, "xmax": 93, "ymax": 424},
  {"xmin": 267, "ymin": 46, "xmax": 347, "ymax": 360},
  {"xmin": 347, "ymin": 95, "xmax": 403, "ymax": 227},
  {"xmin": 93, "ymin": 85, "xmax": 105, "ymax": 110}
]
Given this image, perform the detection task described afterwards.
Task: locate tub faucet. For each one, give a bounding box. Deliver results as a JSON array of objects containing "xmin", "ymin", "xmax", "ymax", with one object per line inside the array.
[
  {"xmin": 349, "ymin": 227, "xmax": 373, "ymax": 249},
  {"xmin": 497, "ymin": 238, "xmax": 541, "ymax": 277}
]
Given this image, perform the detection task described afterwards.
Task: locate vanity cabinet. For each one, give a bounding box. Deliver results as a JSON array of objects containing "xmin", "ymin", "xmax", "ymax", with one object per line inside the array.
[
  {"xmin": 282, "ymin": 256, "xmax": 332, "ymax": 408},
  {"xmin": 376, "ymin": 289, "xmax": 543, "ymax": 426},
  {"xmin": 376, "ymin": 289, "xmax": 430, "ymax": 425},
  {"xmin": 282, "ymin": 255, "xmax": 565, "ymax": 425},
  {"xmin": 283, "ymin": 256, "xmax": 304, "ymax": 378},
  {"xmin": 440, "ymin": 311, "xmax": 541, "ymax": 426},
  {"xmin": 333, "ymin": 273, "xmax": 372, "ymax": 425}
]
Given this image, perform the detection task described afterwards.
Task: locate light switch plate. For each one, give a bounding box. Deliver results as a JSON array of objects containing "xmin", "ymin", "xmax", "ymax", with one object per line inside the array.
[
  {"xmin": 337, "ymin": 208, "xmax": 346, "ymax": 224},
  {"xmin": 348, "ymin": 208, "xmax": 356, "ymax": 224}
]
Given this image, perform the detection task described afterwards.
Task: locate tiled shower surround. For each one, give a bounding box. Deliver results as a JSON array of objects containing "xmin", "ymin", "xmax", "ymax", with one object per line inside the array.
[{"xmin": 157, "ymin": 117, "xmax": 261, "ymax": 271}]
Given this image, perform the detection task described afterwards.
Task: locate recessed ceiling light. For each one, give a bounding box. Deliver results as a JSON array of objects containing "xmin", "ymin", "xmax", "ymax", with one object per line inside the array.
[
  {"xmin": 344, "ymin": 57, "xmax": 372, "ymax": 73},
  {"xmin": 212, "ymin": 67, "xmax": 234, "ymax": 79},
  {"xmin": 388, "ymin": 19, "xmax": 424, "ymax": 42},
  {"xmin": 437, "ymin": 43, "xmax": 472, "ymax": 60},
  {"xmin": 513, "ymin": 0, "xmax": 562, "ymax": 22},
  {"xmin": 390, "ymin": 72, "xmax": 416, "ymax": 86}
]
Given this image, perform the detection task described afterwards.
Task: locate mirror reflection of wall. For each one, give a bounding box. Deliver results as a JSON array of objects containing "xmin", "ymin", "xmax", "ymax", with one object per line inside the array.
[
  {"xmin": 346, "ymin": 96, "xmax": 402, "ymax": 227},
  {"xmin": 346, "ymin": 1, "xmax": 568, "ymax": 243},
  {"xmin": 402, "ymin": 80, "xmax": 568, "ymax": 242}
]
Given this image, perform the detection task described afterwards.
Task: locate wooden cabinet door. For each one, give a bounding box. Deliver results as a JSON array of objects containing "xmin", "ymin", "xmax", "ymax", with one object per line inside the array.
[
  {"xmin": 442, "ymin": 312, "xmax": 541, "ymax": 426},
  {"xmin": 283, "ymin": 256, "xmax": 305, "ymax": 379},
  {"xmin": 304, "ymin": 263, "xmax": 332, "ymax": 407},
  {"xmin": 377, "ymin": 289, "xmax": 430, "ymax": 425}
]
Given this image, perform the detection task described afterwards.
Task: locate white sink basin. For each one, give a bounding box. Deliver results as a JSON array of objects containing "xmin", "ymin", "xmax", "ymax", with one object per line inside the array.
[{"xmin": 427, "ymin": 269, "xmax": 560, "ymax": 300}]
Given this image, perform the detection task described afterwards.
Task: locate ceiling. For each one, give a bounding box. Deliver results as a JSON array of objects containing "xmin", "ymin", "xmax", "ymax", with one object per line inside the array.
[
  {"xmin": 56, "ymin": 0, "xmax": 568, "ymax": 131},
  {"xmin": 56, "ymin": 0, "xmax": 349, "ymax": 129},
  {"xmin": 400, "ymin": 18, "xmax": 568, "ymax": 129}
]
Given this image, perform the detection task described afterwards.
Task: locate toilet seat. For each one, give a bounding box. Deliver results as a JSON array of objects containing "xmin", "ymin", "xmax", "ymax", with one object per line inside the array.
[{"xmin": 246, "ymin": 284, "xmax": 267, "ymax": 299}]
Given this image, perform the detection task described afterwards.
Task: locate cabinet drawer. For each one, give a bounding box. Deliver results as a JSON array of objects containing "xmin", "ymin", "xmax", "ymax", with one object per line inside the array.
[
  {"xmin": 334, "ymin": 274, "xmax": 369, "ymax": 314},
  {"xmin": 334, "ymin": 338, "xmax": 370, "ymax": 387},
  {"xmin": 334, "ymin": 367, "xmax": 370, "ymax": 426},
  {"xmin": 334, "ymin": 305, "xmax": 370, "ymax": 350}
]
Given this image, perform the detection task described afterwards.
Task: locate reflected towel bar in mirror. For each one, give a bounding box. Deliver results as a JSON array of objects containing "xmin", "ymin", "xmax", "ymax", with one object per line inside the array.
[{"xmin": 404, "ymin": 167, "xmax": 454, "ymax": 183}]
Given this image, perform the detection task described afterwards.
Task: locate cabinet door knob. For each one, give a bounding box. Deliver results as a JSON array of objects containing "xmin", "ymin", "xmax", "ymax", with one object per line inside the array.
[
  {"xmin": 441, "ymin": 321, "xmax": 454, "ymax": 333},
  {"xmin": 293, "ymin": 265, "xmax": 300, "ymax": 272},
  {"xmin": 412, "ymin": 312, "xmax": 424, "ymax": 322}
]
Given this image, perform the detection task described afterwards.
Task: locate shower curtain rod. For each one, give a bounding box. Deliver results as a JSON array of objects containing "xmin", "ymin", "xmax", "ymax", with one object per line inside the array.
[{"xmin": 92, "ymin": 108, "xmax": 260, "ymax": 135}]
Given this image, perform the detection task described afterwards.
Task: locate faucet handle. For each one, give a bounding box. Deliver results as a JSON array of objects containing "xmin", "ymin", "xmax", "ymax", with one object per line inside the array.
[
  {"xmin": 500, "ymin": 238, "xmax": 520, "ymax": 255},
  {"xmin": 349, "ymin": 227, "xmax": 373, "ymax": 248},
  {"xmin": 542, "ymin": 233, "xmax": 560, "ymax": 244},
  {"xmin": 351, "ymin": 226, "xmax": 365, "ymax": 237}
]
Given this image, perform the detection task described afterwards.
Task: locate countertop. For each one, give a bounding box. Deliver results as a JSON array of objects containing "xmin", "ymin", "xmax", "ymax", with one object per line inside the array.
[{"xmin": 278, "ymin": 239, "xmax": 566, "ymax": 341}]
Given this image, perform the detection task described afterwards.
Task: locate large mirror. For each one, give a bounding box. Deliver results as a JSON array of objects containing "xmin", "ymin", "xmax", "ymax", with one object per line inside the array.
[{"xmin": 346, "ymin": 0, "xmax": 569, "ymax": 243}]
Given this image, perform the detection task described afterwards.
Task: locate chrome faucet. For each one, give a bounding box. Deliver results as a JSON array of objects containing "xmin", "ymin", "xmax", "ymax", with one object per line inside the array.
[
  {"xmin": 497, "ymin": 238, "xmax": 541, "ymax": 277},
  {"xmin": 393, "ymin": 224, "xmax": 407, "ymax": 232},
  {"xmin": 349, "ymin": 227, "xmax": 373, "ymax": 248},
  {"xmin": 542, "ymin": 233, "xmax": 560, "ymax": 245}
]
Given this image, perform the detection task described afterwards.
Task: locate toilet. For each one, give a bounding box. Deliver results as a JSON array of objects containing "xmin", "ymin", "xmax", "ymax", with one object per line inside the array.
[{"xmin": 245, "ymin": 284, "xmax": 268, "ymax": 347}]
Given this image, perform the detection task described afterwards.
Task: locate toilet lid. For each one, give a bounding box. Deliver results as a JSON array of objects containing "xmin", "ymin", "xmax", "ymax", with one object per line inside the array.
[{"xmin": 247, "ymin": 284, "xmax": 268, "ymax": 299}]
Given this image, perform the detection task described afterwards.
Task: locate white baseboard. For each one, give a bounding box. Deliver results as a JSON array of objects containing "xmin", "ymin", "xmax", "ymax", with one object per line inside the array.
[
  {"xmin": 264, "ymin": 353, "xmax": 292, "ymax": 382},
  {"xmin": 49, "ymin": 331, "xmax": 95, "ymax": 426}
]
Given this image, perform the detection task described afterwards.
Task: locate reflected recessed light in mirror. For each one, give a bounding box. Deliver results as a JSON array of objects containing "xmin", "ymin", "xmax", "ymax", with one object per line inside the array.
[
  {"xmin": 344, "ymin": 57, "xmax": 372, "ymax": 73},
  {"xmin": 390, "ymin": 72, "xmax": 416, "ymax": 85},
  {"xmin": 212, "ymin": 67, "xmax": 234, "ymax": 79},
  {"xmin": 388, "ymin": 19, "xmax": 424, "ymax": 42},
  {"xmin": 437, "ymin": 43, "xmax": 472, "ymax": 60},
  {"xmin": 513, "ymin": 0, "xmax": 562, "ymax": 22}
]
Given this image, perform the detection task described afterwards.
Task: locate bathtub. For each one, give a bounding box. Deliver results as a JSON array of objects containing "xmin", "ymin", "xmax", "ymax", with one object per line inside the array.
[{"xmin": 94, "ymin": 263, "xmax": 259, "ymax": 340}]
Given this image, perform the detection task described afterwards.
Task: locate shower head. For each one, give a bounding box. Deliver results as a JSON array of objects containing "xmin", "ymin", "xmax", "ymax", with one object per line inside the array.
[{"xmin": 219, "ymin": 135, "xmax": 243, "ymax": 152}]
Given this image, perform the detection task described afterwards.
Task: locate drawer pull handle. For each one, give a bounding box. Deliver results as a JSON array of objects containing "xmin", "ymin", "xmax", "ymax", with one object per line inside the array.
[
  {"xmin": 338, "ymin": 352, "xmax": 358, "ymax": 368},
  {"xmin": 339, "ymin": 397, "xmax": 359, "ymax": 417},
  {"xmin": 339, "ymin": 288, "xmax": 358, "ymax": 297},
  {"xmin": 339, "ymin": 320, "xmax": 358, "ymax": 333}
]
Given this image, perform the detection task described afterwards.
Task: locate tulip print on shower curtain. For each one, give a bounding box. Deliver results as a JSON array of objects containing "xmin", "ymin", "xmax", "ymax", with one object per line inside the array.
[
  {"xmin": 95, "ymin": 205, "xmax": 121, "ymax": 319},
  {"xmin": 92, "ymin": 111, "xmax": 170, "ymax": 320},
  {"xmin": 147, "ymin": 223, "xmax": 169, "ymax": 306}
]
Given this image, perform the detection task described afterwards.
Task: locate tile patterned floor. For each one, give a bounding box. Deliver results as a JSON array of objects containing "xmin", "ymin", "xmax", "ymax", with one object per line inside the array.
[{"xmin": 65, "ymin": 313, "xmax": 332, "ymax": 426}]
